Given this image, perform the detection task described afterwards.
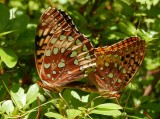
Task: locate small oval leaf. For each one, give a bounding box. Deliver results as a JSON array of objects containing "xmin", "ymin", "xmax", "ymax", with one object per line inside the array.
[
  {"xmin": 0, "ymin": 47, "xmax": 18, "ymax": 68},
  {"xmin": 90, "ymin": 109, "xmax": 121, "ymax": 116},
  {"xmin": 95, "ymin": 103, "xmax": 122, "ymax": 110}
]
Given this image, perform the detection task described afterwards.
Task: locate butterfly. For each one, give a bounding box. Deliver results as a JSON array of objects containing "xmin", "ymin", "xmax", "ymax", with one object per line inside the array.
[{"xmin": 35, "ymin": 7, "xmax": 145, "ymax": 97}]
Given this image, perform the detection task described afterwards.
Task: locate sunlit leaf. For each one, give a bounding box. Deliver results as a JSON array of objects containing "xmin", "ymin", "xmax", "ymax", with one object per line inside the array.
[
  {"xmin": 0, "ymin": 100, "xmax": 14, "ymax": 115},
  {"xmin": 71, "ymin": 91, "xmax": 81, "ymax": 101},
  {"xmin": 26, "ymin": 84, "xmax": 39, "ymax": 107},
  {"xmin": 10, "ymin": 88, "xmax": 26, "ymax": 109},
  {"xmin": 95, "ymin": 103, "xmax": 122, "ymax": 110},
  {"xmin": 90, "ymin": 109, "xmax": 121, "ymax": 116},
  {"xmin": 119, "ymin": 22, "xmax": 135, "ymax": 36},
  {"xmin": 0, "ymin": 47, "xmax": 18, "ymax": 68},
  {"xmin": 0, "ymin": 31, "xmax": 15, "ymax": 37},
  {"xmin": 67, "ymin": 109, "xmax": 81, "ymax": 119},
  {"xmin": 45, "ymin": 112, "xmax": 64, "ymax": 119}
]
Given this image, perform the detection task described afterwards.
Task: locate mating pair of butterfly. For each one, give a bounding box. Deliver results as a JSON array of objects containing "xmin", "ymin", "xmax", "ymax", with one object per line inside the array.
[{"xmin": 35, "ymin": 7, "xmax": 146, "ymax": 98}]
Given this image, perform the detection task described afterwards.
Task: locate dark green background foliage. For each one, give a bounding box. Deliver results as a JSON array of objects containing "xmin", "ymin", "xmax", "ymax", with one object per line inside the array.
[{"xmin": 0, "ymin": 0, "xmax": 159, "ymax": 119}]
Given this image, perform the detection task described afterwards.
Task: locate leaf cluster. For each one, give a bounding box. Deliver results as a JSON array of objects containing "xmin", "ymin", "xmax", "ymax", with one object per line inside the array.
[{"xmin": 0, "ymin": 0, "xmax": 160, "ymax": 118}]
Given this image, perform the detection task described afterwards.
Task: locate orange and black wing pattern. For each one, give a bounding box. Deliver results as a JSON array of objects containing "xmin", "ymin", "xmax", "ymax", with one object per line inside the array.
[
  {"xmin": 35, "ymin": 7, "xmax": 146, "ymax": 97},
  {"xmin": 88, "ymin": 37, "xmax": 145, "ymax": 96},
  {"xmin": 35, "ymin": 7, "xmax": 95, "ymax": 92}
]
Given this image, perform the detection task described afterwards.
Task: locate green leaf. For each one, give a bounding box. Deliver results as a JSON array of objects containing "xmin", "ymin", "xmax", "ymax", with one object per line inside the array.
[
  {"xmin": 69, "ymin": 10, "xmax": 87, "ymax": 25},
  {"xmin": 127, "ymin": 115, "xmax": 145, "ymax": 119},
  {"xmin": 16, "ymin": 29, "xmax": 35, "ymax": 49},
  {"xmin": 90, "ymin": 109, "xmax": 121, "ymax": 116},
  {"xmin": 81, "ymin": 95, "xmax": 89, "ymax": 103},
  {"xmin": 0, "ymin": 4, "xmax": 10, "ymax": 32},
  {"xmin": 95, "ymin": 103, "xmax": 122, "ymax": 110},
  {"xmin": 26, "ymin": 84, "xmax": 39, "ymax": 107},
  {"xmin": 145, "ymin": 57, "xmax": 160, "ymax": 70},
  {"xmin": 114, "ymin": 32, "xmax": 128, "ymax": 39},
  {"xmin": 141, "ymin": 103, "xmax": 160, "ymax": 112},
  {"xmin": 89, "ymin": 103, "xmax": 122, "ymax": 116},
  {"xmin": 0, "ymin": 47, "xmax": 18, "ymax": 68},
  {"xmin": 126, "ymin": 21, "xmax": 137, "ymax": 34},
  {"xmin": 45, "ymin": 112, "xmax": 65, "ymax": 119},
  {"xmin": 66, "ymin": 109, "xmax": 81, "ymax": 119},
  {"xmin": 119, "ymin": 22, "xmax": 135, "ymax": 36},
  {"xmin": 137, "ymin": 29, "xmax": 150, "ymax": 42},
  {"xmin": 0, "ymin": 30, "xmax": 15, "ymax": 37},
  {"xmin": 8, "ymin": 14, "xmax": 29, "ymax": 39},
  {"xmin": 10, "ymin": 88, "xmax": 26, "ymax": 109},
  {"xmin": 0, "ymin": 100, "xmax": 14, "ymax": 115},
  {"xmin": 9, "ymin": 14, "xmax": 29, "ymax": 32},
  {"xmin": 71, "ymin": 90, "xmax": 81, "ymax": 101},
  {"xmin": 62, "ymin": 89, "xmax": 72, "ymax": 104}
]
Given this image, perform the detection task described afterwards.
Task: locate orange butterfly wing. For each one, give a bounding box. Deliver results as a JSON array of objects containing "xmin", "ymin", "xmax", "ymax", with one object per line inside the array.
[
  {"xmin": 88, "ymin": 37, "xmax": 145, "ymax": 96},
  {"xmin": 35, "ymin": 7, "xmax": 95, "ymax": 92},
  {"xmin": 35, "ymin": 8, "xmax": 146, "ymax": 97}
]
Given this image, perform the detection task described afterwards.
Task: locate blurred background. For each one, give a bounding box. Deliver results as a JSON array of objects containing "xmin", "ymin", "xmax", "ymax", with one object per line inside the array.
[{"xmin": 0, "ymin": 0, "xmax": 160, "ymax": 118}]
